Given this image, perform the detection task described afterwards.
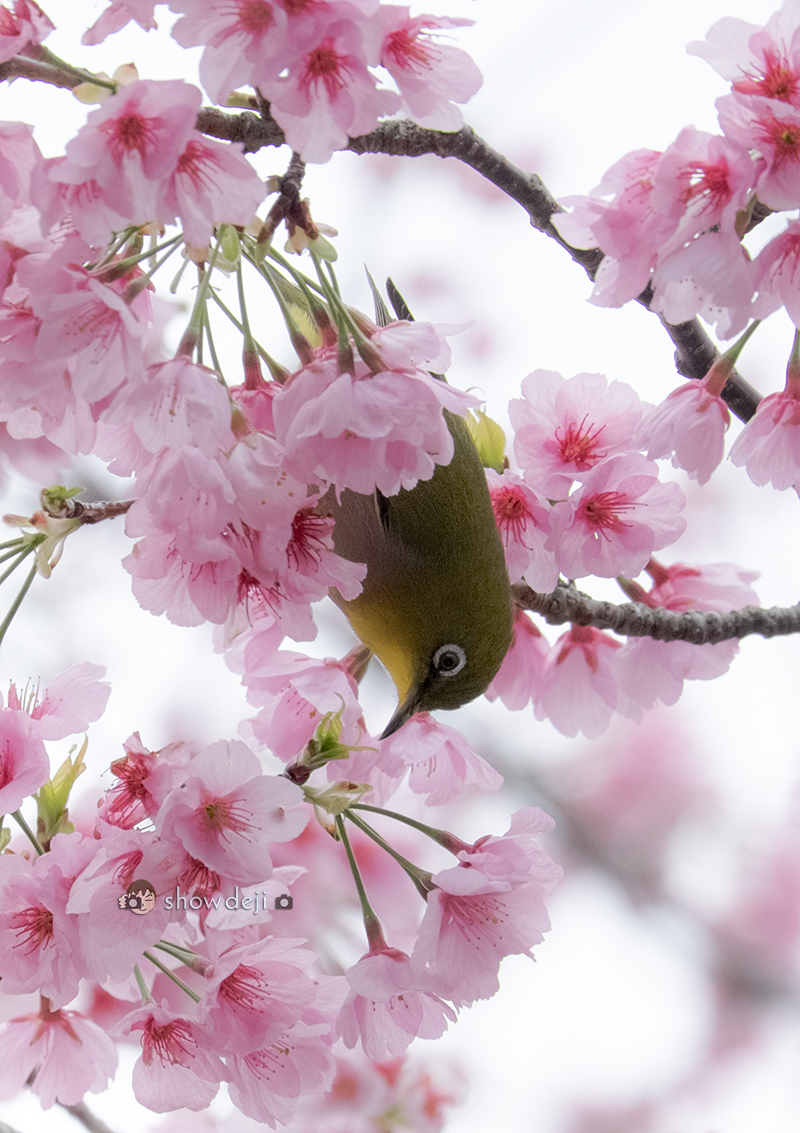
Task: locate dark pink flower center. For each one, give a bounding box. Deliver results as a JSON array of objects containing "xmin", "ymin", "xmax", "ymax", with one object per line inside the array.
[
  {"xmin": 579, "ymin": 490, "xmax": 633, "ymax": 535},
  {"xmin": 302, "ymin": 38, "xmax": 350, "ymax": 100},
  {"xmin": 0, "ymin": 6, "xmax": 20, "ymax": 36},
  {"xmin": 758, "ymin": 116, "xmax": 800, "ymax": 166},
  {"xmin": 179, "ymin": 856, "xmax": 221, "ymax": 898},
  {"xmin": 384, "ymin": 27, "xmax": 434, "ymax": 72},
  {"xmin": 555, "ymin": 416, "xmax": 606, "ymax": 469},
  {"xmin": 220, "ymin": 963, "xmax": 269, "ymax": 1009},
  {"xmin": 142, "ymin": 1017, "xmax": 195, "ymax": 1066},
  {"xmin": 287, "ymin": 508, "xmax": 328, "ymax": 571},
  {"xmin": 176, "ymin": 139, "xmax": 221, "ymax": 191},
  {"xmin": 12, "ymin": 906, "xmax": 54, "ymax": 952},
  {"xmin": 681, "ymin": 160, "xmax": 731, "ymax": 211},
  {"xmin": 735, "ymin": 50, "xmax": 799, "ymax": 103},
  {"xmin": 491, "ymin": 486, "xmax": 534, "ymax": 544},
  {"xmin": 236, "ymin": 0, "xmax": 274, "ymax": 35},
  {"xmin": 203, "ymin": 792, "xmax": 255, "ymax": 839},
  {"xmin": 101, "ymin": 111, "xmax": 162, "ymax": 163},
  {"xmin": 0, "ymin": 738, "xmax": 17, "ymax": 789}
]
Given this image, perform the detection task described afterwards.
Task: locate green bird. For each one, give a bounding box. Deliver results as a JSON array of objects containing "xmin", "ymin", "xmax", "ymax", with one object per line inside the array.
[{"xmin": 326, "ymin": 280, "xmax": 514, "ymax": 739}]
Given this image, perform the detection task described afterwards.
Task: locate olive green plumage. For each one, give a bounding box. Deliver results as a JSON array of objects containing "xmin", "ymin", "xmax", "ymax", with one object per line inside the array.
[{"xmin": 327, "ymin": 408, "xmax": 514, "ymax": 738}]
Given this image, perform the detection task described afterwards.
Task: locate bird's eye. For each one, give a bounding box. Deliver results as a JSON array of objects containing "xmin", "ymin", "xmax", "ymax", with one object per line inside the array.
[{"xmin": 433, "ymin": 644, "xmax": 466, "ymax": 677}]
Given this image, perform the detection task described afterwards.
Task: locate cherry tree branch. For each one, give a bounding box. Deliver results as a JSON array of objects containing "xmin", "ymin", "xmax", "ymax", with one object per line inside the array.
[
  {"xmin": 195, "ymin": 106, "xmax": 760, "ymax": 421},
  {"xmin": 513, "ymin": 580, "xmax": 800, "ymax": 643},
  {"xmin": 0, "ymin": 52, "xmax": 760, "ymax": 421},
  {"xmin": 58, "ymin": 1101, "xmax": 117, "ymax": 1133}
]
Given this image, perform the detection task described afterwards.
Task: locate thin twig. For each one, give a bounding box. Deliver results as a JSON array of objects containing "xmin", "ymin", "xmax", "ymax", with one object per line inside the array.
[
  {"xmin": 57, "ymin": 1101, "xmax": 117, "ymax": 1133},
  {"xmin": 513, "ymin": 580, "xmax": 800, "ymax": 644}
]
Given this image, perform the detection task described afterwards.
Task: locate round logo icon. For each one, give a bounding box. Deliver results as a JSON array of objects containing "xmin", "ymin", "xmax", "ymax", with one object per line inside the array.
[{"xmin": 118, "ymin": 878, "xmax": 156, "ymax": 916}]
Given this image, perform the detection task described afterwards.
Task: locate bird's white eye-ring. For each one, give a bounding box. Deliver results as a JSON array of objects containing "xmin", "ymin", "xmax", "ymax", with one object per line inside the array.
[{"xmin": 433, "ymin": 644, "xmax": 466, "ymax": 677}]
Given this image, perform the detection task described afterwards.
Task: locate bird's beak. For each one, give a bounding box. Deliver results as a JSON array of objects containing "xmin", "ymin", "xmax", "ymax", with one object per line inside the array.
[{"xmin": 379, "ymin": 692, "xmax": 421, "ymax": 740}]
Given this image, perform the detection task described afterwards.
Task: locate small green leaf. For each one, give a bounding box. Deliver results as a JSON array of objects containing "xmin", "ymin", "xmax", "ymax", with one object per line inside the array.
[
  {"xmin": 36, "ymin": 737, "xmax": 88, "ymax": 846},
  {"xmin": 467, "ymin": 409, "xmax": 507, "ymax": 472}
]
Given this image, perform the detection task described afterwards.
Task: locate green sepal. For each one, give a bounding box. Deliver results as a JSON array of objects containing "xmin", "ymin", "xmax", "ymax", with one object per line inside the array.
[
  {"xmin": 41, "ymin": 485, "xmax": 83, "ymax": 513},
  {"xmin": 467, "ymin": 409, "xmax": 507, "ymax": 472},
  {"xmin": 218, "ymin": 223, "xmax": 241, "ymax": 265},
  {"xmin": 35, "ymin": 737, "xmax": 88, "ymax": 846}
]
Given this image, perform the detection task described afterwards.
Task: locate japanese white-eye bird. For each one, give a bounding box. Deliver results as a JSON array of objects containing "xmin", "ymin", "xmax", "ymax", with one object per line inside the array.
[{"xmin": 326, "ymin": 280, "xmax": 514, "ymax": 739}]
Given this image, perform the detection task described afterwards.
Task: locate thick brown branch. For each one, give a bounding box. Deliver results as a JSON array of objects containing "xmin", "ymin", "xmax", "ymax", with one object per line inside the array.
[{"xmin": 513, "ymin": 580, "xmax": 800, "ymax": 644}]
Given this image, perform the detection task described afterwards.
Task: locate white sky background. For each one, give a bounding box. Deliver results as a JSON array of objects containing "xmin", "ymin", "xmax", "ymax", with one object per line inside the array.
[{"xmin": 2, "ymin": 0, "xmax": 800, "ymax": 1131}]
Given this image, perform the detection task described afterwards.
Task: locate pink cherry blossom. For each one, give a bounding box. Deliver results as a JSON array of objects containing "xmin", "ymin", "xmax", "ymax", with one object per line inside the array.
[
  {"xmin": 376, "ymin": 8, "xmax": 482, "ymax": 130},
  {"xmin": 487, "ymin": 468, "xmax": 559, "ymax": 590},
  {"xmin": 7, "ymin": 661, "xmax": 111, "ymax": 740},
  {"xmin": 651, "ymin": 127, "xmax": 757, "ymax": 252},
  {"xmin": 62, "ymin": 80, "xmax": 202, "ymax": 222},
  {"xmin": 0, "ymin": 1004, "xmax": 117, "ymax": 1109},
  {"xmin": 510, "ymin": 369, "xmax": 645, "ymax": 497},
  {"xmin": 688, "ymin": 2, "xmax": 800, "ymax": 104},
  {"xmin": 31, "ymin": 268, "xmax": 151, "ymax": 403},
  {"xmin": 643, "ymin": 558, "xmax": 760, "ymax": 611},
  {"xmin": 169, "ymin": 0, "xmax": 293, "ymax": 106},
  {"xmin": 0, "ymin": 0, "xmax": 53, "ymax": 63},
  {"xmin": 338, "ymin": 947, "xmax": 457, "ymax": 1057},
  {"xmin": 105, "ymin": 357, "xmax": 234, "ymax": 458},
  {"xmin": 82, "ymin": 0, "xmax": 158, "ymax": 45},
  {"xmin": 232, "ymin": 640, "xmax": 366, "ymax": 762},
  {"xmin": 635, "ymin": 378, "xmax": 731, "ymax": 485},
  {"xmin": 412, "ymin": 814, "xmax": 559, "ymax": 1006},
  {"xmin": 729, "ymin": 365, "xmax": 800, "ymax": 489},
  {"xmin": 119, "ymin": 1001, "xmax": 226, "ymax": 1112},
  {"xmin": 66, "ymin": 824, "xmax": 178, "ymax": 984},
  {"xmin": 261, "ymin": 19, "xmax": 402, "ymax": 163},
  {"xmin": 0, "ymin": 834, "xmax": 95, "ymax": 1006},
  {"xmin": 718, "ymin": 92, "xmax": 800, "ymax": 210},
  {"xmin": 547, "ymin": 453, "xmax": 686, "ymax": 579},
  {"xmin": 159, "ymin": 131, "xmax": 267, "ymax": 249},
  {"xmin": 38, "ymin": 156, "xmax": 130, "ymax": 249},
  {"xmin": 199, "ymin": 936, "xmax": 320, "ymax": 1054},
  {"xmin": 378, "ymin": 712, "xmax": 502, "ymax": 806},
  {"xmin": 535, "ymin": 625, "xmax": 622, "ymax": 739},
  {"xmin": 648, "ymin": 227, "xmax": 756, "ymax": 336},
  {"xmin": 613, "ymin": 559, "xmax": 759, "ymax": 715},
  {"xmin": 226, "ymin": 1020, "xmax": 335, "ymax": 1126},
  {"xmin": 485, "ymin": 608, "xmax": 550, "ymax": 711},
  {"xmin": 0, "ymin": 708, "xmax": 49, "ymax": 813},
  {"xmin": 100, "ymin": 733, "xmax": 163, "ymax": 827},
  {"xmin": 752, "ymin": 218, "xmax": 800, "ymax": 324},
  {"xmin": 0, "ymin": 121, "xmax": 43, "ymax": 222},
  {"xmin": 553, "ymin": 150, "xmax": 682, "ymax": 307},
  {"xmin": 615, "ymin": 635, "xmax": 741, "ymax": 719},
  {"xmin": 122, "ymin": 517, "xmax": 241, "ymax": 627},
  {"xmin": 273, "ymin": 324, "xmax": 477, "ymax": 495},
  {"xmin": 156, "ymin": 739, "xmax": 308, "ymax": 884}
]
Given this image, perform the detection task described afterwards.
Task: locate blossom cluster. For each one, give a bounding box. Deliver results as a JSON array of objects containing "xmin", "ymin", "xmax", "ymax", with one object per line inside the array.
[
  {"xmin": 485, "ymin": 368, "xmax": 760, "ymax": 739},
  {"xmin": 78, "ymin": 0, "xmax": 484, "ymax": 164},
  {"xmin": 554, "ymin": 0, "xmax": 800, "ymax": 339},
  {"xmin": 0, "ymin": 662, "xmax": 559, "ymax": 1120},
  {"xmin": 0, "ymin": 0, "xmax": 795, "ymax": 1126}
]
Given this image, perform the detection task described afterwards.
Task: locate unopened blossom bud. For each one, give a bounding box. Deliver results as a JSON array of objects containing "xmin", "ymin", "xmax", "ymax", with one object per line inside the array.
[{"xmin": 304, "ymin": 780, "xmax": 372, "ymax": 816}]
